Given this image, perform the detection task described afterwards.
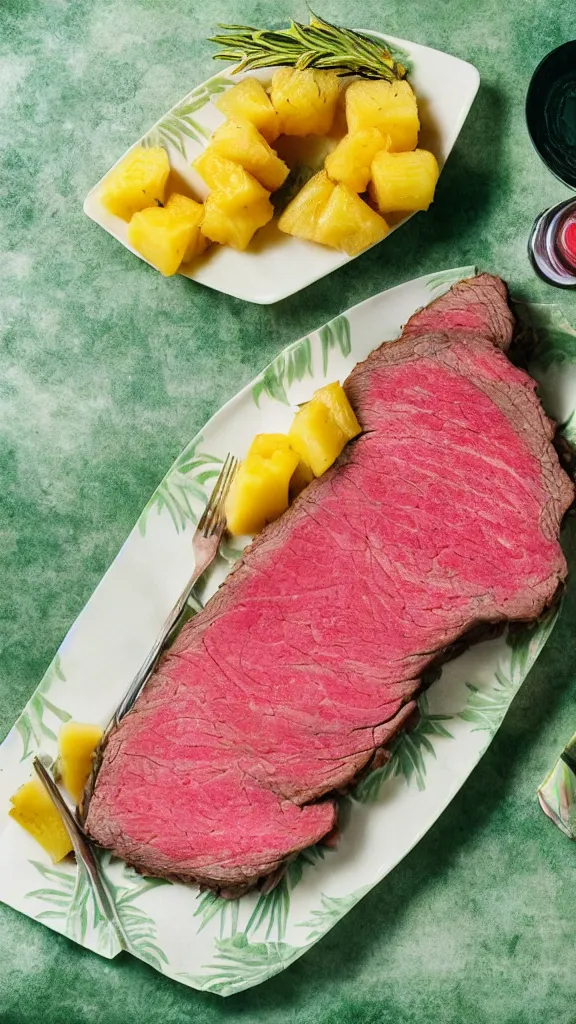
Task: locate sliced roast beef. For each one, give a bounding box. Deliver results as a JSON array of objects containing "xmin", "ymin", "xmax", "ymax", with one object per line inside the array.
[{"xmin": 84, "ymin": 274, "xmax": 574, "ymax": 893}]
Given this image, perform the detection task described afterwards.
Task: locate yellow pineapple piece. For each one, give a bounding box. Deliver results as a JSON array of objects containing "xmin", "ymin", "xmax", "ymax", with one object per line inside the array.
[
  {"xmin": 165, "ymin": 193, "xmax": 208, "ymax": 262},
  {"xmin": 370, "ymin": 148, "xmax": 439, "ymax": 213},
  {"xmin": 99, "ymin": 146, "xmax": 170, "ymax": 221},
  {"xmin": 315, "ymin": 184, "xmax": 389, "ymax": 256},
  {"xmin": 193, "ymin": 150, "xmax": 270, "ymax": 209},
  {"xmin": 216, "ymin": 78, "xmax": 279, "ymax": 143},
  {"xmin": 277, "ymin": 170, "xmax": 335, "ymax": 243},
  {"xmin": 247, "ymin": 434, "xmax": 313, "ymax": 502},
  {"xmin": 210, "ymin": 118, "xmax": 289, "ymax": 192},
  {"xmin": 289, "ymin": 400, "xmax": 348, "ymax": 477},
  {"xmin": 201, "ymin": 191, "xmax": 273, "ymax": 250},
  {"xmin": 128, "ymin": 206, "xmax": 195, "ymax": 276},
  {"xmin": 270, "ymin": 68, "xmax": 340, "ymax": 136},
  {"xmin": 346, "ymin": 80, "xmax": 419, "ymax": 152},
  {"xmin": 312, "ymin": 382, "xmax": 361, "ymax": 439},
  {"xmin": 225, "ymin": 448, "xmax": 299, "ymax": 536},
  {"xmin": 247, "ymin": 434, "xmax": 294, "ymax": 458},
  {"xmin": 325, "ymin": 128, "xmax": 388, "ymax": 192},
  {"xmin": 9, "ymin": 778, "xmax": 73, "ymax": 863},
  {"xmin": 57, "ymin": 721, "xmax": 104, "ymax": 804}
]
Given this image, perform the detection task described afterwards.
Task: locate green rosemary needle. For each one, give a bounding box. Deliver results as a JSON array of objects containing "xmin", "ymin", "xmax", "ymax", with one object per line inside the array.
[{"xmin": 209, "ymin": 12, "xmax": 407, "ymax": 81}]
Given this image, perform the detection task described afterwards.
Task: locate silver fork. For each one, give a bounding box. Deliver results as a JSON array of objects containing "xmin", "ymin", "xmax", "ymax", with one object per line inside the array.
[
  {"xmin": 33, "ymin": 756, "xmax": 127, "ymax": 952},
  {"xmin": 111, "ymin": 453, "xmax": 239, "ymax": 728}
]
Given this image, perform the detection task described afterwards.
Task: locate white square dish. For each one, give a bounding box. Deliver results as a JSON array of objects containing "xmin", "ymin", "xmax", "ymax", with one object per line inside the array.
[{"xmin": 83, "ymin": 33, "xmax": 480, "ymax": 303}]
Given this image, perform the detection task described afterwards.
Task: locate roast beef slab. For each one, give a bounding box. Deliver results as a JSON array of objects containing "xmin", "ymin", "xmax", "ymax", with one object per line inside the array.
[{"xmin": 84, "ymin": 274, "xmax": 574, "ymax": 894}]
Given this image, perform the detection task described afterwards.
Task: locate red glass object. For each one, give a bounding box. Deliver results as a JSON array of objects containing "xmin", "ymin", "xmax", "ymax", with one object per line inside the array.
[
  {"xmin": 529, "ymin": 198, "xmax": 576, "ymax": 287},
  {"xmin": 559, "ymin": 220, "xmax": 576, "ymax": 269}
]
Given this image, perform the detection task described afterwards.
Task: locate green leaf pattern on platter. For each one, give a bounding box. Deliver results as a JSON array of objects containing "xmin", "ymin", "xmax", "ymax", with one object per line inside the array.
[
  {"xmin": 194, "ymin": 890, "xmax": 240, "ymax": 939},
  {"xmin": 318, "ymin": 314, "xmax": 351, "ymax": 377},
  {"xmin": 245, "ymin": 844, "xmax": 326, "ymax": 942},
  {"xmin": 138, "ymin": 435, "xmax": 222, "ymax": 536},
  {"xmin": 252, "ymin": 336, "xmax": 313, "ymax": 407},
  {"xmin": 354, "ymin": 693, "xmax": 453, "ymax": 803},
  {"xmin": 14, "ymin": 654, "xmax": 71, "ymax": 761},
  {"xmin": 182, "ymin": 933, "xmax": 304, "ymax": 995},
  {"xmin": 298, "ymin": 885, "xmax": 372, "ymax": 943},
  {"xmin": 458, "ymin": 611, "xmax": 559, "ymax": 735},
  {"xmin": 191, "ymin": 845, "xmax": 327, "ymax": 944},
  {"xmin": 25, "ymin": 855, "xmax": 170, "ymax": 967},
  {"xmin": 143, "ymin": 76, "xmax": 231, "ymax": 156}
]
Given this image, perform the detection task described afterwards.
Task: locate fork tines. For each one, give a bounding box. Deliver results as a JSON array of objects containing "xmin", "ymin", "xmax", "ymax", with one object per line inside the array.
[{"xmin": 197, "ymin": 453, "xmax": 239, "ymax": 538}]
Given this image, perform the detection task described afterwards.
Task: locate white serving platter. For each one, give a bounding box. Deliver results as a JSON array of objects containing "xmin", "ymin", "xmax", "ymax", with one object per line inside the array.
[{"xmin": 1, "ymin": 266, "xmax": 572, "ymax": 995}]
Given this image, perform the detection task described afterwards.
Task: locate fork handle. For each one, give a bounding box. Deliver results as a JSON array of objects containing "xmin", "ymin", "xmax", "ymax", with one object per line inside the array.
[
  {"xmin": 33, "ymin": 758, "xmax": 127, "ymax": 950},
  {"xmin": 111, "ymin": 557, "xmax": 209, "ymax": 728}
]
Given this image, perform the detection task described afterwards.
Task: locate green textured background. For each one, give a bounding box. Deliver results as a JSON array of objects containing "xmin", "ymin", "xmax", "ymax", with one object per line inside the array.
[{"xmin": 2, "ymin": 0, "xmax": 576, "ymax": 1021}]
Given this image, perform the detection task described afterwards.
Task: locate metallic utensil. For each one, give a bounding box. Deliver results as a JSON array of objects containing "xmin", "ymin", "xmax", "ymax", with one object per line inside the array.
[
  {"xmin": 79, "ymin": 454, "xmax": 238, "ymax": 822},
  {"xmin": 33, "ymin": 756, "xmax": 127, "ymax": 950},
  {"xmin": 112, "ymin": 453, "xmax": 239, "ymax": 728}
]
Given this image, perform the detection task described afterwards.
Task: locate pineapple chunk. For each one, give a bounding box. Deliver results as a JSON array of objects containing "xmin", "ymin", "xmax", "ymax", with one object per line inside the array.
[
  {"xmin": 99, "ymin": 146, "xmax": 170, "ymax": 221},
  {"xmin": 277, "ymin": 171, "xmax": 335, "ymax": 242},
  {"xmin": 165, "ymin": 193, "xmax": 208, "ymax": 262},
  {"xmin": 57, "ymin": 721, "xmax": 104, "ymax": 804},
  {"xmin": 346, "ymin": 80, "xmax": 420, "ymax": 152},
  {"xmin": 289, "ymin": 400, "xmax": 348, "ymax": 477},
  {"xmin": 370, "ymin": 148, "xmax": 439, "ymax": 213},
  {"xmin": 225, "ymin": 448, "xmax": 299, "ymax": 536},
  {"xmin": 193, "ymin": 150, "xmax": 270, "ymax": 208},
  {"xmin": 248, "ymin": 434, "xmax": 313, "ymax": 502},
  {"xmin": 202, "ymin": 191, "xmax": 273, "ymax": 250},
  {"xmin": 216, "ymin": 78, "xmax": 279, "ymax": 143},
  {"xmin": 325, "ymin": 128, "xmax": 388, "ymax": 192},
  {"xmin": 270, "ymin": 68, "xmax": 340, "ymax": 136},
  {"xmin": 312, "ymin": 382, "xmax": 361, "ymax": 439},
  {"xmin": 247, "ymin": 433, "xmax": 295, "ymax": 458},
  {"xmin": 9, "ymin": 778, "xmax": 73, "ymax": 863},
  {"xmin": 210, "ymin": 118, "xmax": 289, "ymax": 192},
  {"xmin": 315, "ymin": 184, "xmax": 389, "ymax": 255},
  {"xmin": 128, "ymin": 206, "xmax": 196, "ymax": 276}
]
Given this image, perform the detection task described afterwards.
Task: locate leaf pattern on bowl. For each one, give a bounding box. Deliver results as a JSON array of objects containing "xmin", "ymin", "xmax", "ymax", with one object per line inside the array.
[{"xmin": 143, "ymin": 76, "xmax": 231, "ymax": 156}]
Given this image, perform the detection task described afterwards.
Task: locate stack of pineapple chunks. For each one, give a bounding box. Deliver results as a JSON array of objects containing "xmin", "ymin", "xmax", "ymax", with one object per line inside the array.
[
  {"xmin": 225, "ymin": 381, "xmax": 361, "ymax": 536},
  {"xmin": 97, "ymin": 67, "xmax": 440, "ymax": 275},
  {"xmin": 279, "ymin": 78, "xmax": 439, "ymax": 253},
  {"xmin": 99, "ymin": 145, "xmax": 209, "ymax": 276}
]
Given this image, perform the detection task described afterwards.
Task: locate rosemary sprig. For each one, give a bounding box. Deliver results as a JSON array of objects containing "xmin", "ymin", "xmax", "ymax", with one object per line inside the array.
[{"xmin": 209, "ymin": 12, "xmax": 407, "ymax": 81}]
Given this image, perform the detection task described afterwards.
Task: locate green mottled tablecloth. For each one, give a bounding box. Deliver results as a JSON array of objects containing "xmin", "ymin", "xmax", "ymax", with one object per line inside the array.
[{"xmin": 2, "ymin": 0, "xmax": 576, "ymax": 1021}]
